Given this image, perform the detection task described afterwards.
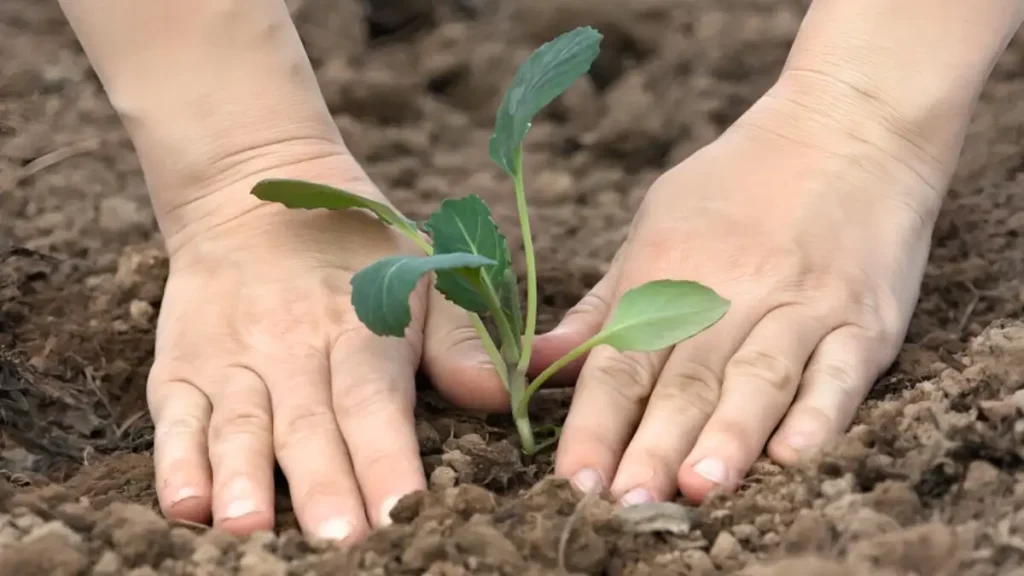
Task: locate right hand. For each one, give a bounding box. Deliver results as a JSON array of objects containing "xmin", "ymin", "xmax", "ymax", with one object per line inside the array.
[{"xmin": 147, "ymin": 151, "xmax": 506, "ymax": 541}]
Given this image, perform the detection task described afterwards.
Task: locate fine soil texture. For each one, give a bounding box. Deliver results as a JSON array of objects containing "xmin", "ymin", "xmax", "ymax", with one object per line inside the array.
[{"xmin": 2, "ymin": 0, "xmax": 1024, "ymax": 574}]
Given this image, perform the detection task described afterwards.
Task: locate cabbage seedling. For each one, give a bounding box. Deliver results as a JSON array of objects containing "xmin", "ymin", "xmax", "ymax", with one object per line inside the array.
[{"xmin": 251, "ymin": 27, "xmax": 730, "ymax": 455}]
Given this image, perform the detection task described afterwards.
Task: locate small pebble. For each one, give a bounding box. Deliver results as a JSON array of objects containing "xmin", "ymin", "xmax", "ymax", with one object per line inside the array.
[
  {"xmin": 615, "ymin": 501, "xmax": 695, "ymax": 535},
  {"xmin": 12, "ymin": 514, "xmax": 43, "ymax": 532},
  {"xmin": 23, "ymin": 520, "xmax": 82, "ymax": 545},
  {"xmin": 430, "ymin": 466, "xmax": 458, "ymax": 490},
  {"xmin": 708, "ymin": 531, "xmax": 742, "ymax": 566},
  {"xmin": 238, "ymin": 548, "xmax": 288, "ymax": 576},
  {"xmin": 730, "ymin": 523, "xmax": 758, "ymax": 542},
  {"xmin": 92, "ymin": 550, "xmax": 124, "ymax": 576}
]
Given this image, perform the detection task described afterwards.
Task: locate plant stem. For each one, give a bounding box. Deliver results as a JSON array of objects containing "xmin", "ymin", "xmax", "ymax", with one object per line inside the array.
[
  {"xmin": 532, "ymin": 425, "xmax": 562, "ymax": 453},
  {"xmin": 468, "ymin": 313, "xmax": 508, "ymax": 389},
  {"xmin": 514, "ymin": 402, "xmax": 537, "ymax": 454},
  {"xmin": 515, "ymin": 333, "xmax": 603, "ymax": 416},
  {"xmin": 478, "ymin": 280, "xmax": 520, "ymax": 365},
  {"xmin": 511, "ymin": 146, "xmax": 538, "ymax": 390},
  {"xmin": 407, "ymin": 233, "xmax": 433, "ymax": 255}
]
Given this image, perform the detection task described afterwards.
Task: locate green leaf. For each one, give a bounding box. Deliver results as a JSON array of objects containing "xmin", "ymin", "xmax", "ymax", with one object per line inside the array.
[
  {"xmin": 594, "ymin": 280, "xmax": 730, "ymax": 352},
  {"xmin": 423, "ymin": 195, "xmax": 511, "ymax": 313},
  {"xmin": 489, "ymin": 26, "xmax": 602, "ymax": 176},
  {"xmin": 252, "ymin": 178, "xmax": 422, "ymax": 245},
  {"xmin": 351, "ymin": 253, "xmax": 496, "ymax": 337},
  {"xmin": 433, "ymin": 268, "xmax": 489, "ymax": 313}
]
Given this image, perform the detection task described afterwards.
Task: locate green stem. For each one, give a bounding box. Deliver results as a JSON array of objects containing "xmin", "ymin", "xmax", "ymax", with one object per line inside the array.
[
  {"xmin": 516, "ymin": 333, "xmax": 604, "ymax": 417},
  {"xmin": 511, "ymin": 146, "xmax": 537, "ymax": 388},
  {"xmin": 532, "ymin": 425, "xmax": 562, "ymax": 453},
  {"xmin": 468, "ymin": 312, "xmax": 508, "ymax": 389},
  {"xmin": 396, "ymin": 225, "xmax": 435, "ymax": 256},
  {"xmin": 408, "ymin": 234, "xmax": 433, "ymax": 255},
  {"xmin": 478, "ymin": 279, "xmax": 520, "ymax": 365},
  {"xmin": 514, "ymin": 405, "xmax": 536, "ymax": 454}
]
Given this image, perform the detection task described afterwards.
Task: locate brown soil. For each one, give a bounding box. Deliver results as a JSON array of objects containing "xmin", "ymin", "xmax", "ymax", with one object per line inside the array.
[{"xmin": 2, "ymin": 0, "xmax": 1023, "ymax": 574}]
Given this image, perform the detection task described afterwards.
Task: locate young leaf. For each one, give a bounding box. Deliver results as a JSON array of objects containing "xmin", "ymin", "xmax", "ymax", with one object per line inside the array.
[
  {"xmin": 423, "ymin": 195, "xmax": 511, "ymax": 313},
  {"xmin": 594, "ymin": 280, "xmax": 730, "ymax": 352},
  {"xmin": 515, "ymin": 279, "xmax": 729, "ymax": 418},
  {"xmin": 252, "ymin": 179, "xmax": 422, "ymax": 246},
  {"xmin": 489, "ymin": 26, "xmax": 602, "ymax": 176},
  {"xmin": 351, "ymin": 252, "xmax": 496, "ymax": 337}
]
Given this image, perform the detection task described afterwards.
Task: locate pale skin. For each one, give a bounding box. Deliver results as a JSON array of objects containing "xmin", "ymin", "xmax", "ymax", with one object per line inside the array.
[{"xmin": 58, "ymin": 0, "xmax": 1024, "ymax": 542}]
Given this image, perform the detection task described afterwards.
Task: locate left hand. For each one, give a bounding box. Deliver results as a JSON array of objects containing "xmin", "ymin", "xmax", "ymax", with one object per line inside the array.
[{"xmin": 531, "ymin": 75, "xmax": 950, "ymax": 505}]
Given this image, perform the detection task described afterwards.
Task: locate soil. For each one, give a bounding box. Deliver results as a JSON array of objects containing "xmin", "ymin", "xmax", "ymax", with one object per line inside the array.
[{"xmin": 1, "ymin": 0, "xmax": 1023, "ymax": 574}]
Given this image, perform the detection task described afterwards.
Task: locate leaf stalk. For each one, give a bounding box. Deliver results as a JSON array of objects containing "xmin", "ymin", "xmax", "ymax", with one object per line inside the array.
[
  {"xmin": 516, "ymin": 333, "xmax": 603, "ymax": 418},
  {"xmin": 475, "ymin": 275, "xmax": 521, "ymax": 367},
  {"xmin": 511, "ymin": 146, "xmax": 538, "ymax": 394}
]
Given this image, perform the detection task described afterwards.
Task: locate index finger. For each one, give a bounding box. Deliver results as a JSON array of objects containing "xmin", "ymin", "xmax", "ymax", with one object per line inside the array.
[
  {"xmin": 330, "ymin": 330, "xmax": 426, "ymax": 527},
  {"xmin": 262, "ymin": 349, "xmax": 370, "ymax": 542}
]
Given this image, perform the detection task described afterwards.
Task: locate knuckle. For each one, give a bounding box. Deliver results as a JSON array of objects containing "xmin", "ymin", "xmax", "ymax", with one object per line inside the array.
[
  {"xmin": 655, "ymin": 361, "xmax": 721, "ymax": 418},
  {"xmin": 434, "ymin": 325, "xmax": 484, "ymax": 357},
  {"xmin": 273, "ymin": 406, "xmax": 336, "ymax": 455},
  {"xmin": 155, "ymin": 411, "xmax": 208, "ymax": 439},
  {"xmin": 592, "ymin": 351, "xmax": 657, "ymax": 404},
  {"xmin": 805, "ymin": 356, "xmax": 861, "ymax": 397},
  {"xmin": 863, "ymin": 305, "xmax": 905, "ymax": 351},
  {"xmin": 569, "ymin": 289, "xmax": 611, "ymax": 318},
  {"xmin": 725, "ymin": 349, "xmax": 797, "ymax": 392},
  {"xmin": 348, "ymin": 446, "xmax": 406, "ymax": 481},
  {"xmin": 209, "ymin": 408, "xmax": 271, "ymax": 444},
  {"xmin": 333, "ymin": 376, "xmax": 411, "ymax": 422}
]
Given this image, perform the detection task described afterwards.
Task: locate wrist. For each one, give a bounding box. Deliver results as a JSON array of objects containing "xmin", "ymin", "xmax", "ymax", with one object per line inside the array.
[
  {"xmin": 766, "ymin": 0, "xmax": 1024, "ymax": 185},
  {"xmin": 158, "ymin": 146, "xmax": 390, "ymax": 260},
  {"xmin": 730, "ymin": 72, "xmax": 950, "ymax": 219},
  {"xmin": 57, "ymin": 0, "xmax": 356, "ymax": 248}
]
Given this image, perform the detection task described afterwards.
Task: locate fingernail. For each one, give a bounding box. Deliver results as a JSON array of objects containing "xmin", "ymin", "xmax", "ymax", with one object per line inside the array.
[
  {"xmin": 223, "ymin": 499, "xmax": 258, "ymax": 519},
  {"xmin": 317, "ymin": 517, "xmax": 352, "ymax": 541},
  {"xmin": 169, "ymin": 486, "xmax": 200, "ymax": 506},
  {"xmin": 692, "ymin": 458, "xmax": 730, "ymax": 485},
  {"xmin": 619, "ymin": 488, "xmax": 653, "ymax": 507},
  {"xmin": 785, "ymin": 432, "xmax": 812, "ymax": 451},
  {"xmin": 379, "ymin": 495, "xmax": 402, "ymax": 527},
  {"xmin": 222, "ymin": 478, "xmax": 260, "ymax": 519},
  {"xmin": 571, "ymin": 468, "xmax": 604, "ymax": 494}
]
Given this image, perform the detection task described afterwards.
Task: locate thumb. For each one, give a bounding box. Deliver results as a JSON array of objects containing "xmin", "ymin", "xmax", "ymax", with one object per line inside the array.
[
  {"xmin": 421, "ymin": 287, "xmax": 510, "ymax": 412},
  {"xmin": 529, "ymin": 257, "xmax": 622, "ymax": 385}
]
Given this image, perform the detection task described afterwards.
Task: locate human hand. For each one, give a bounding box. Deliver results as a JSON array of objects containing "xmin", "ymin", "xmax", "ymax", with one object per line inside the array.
[
  {"xmin": 147, "ymin": 151, "xmax": 506, "ymax": 541},
  {"xmin": 532, "ymin": 74, "xmax": 951, "ymax": 505}
]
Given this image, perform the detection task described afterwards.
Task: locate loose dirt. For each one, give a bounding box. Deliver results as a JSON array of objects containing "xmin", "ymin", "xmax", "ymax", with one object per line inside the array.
[{"xmin": 2, "ymin": 0, "xmax": 1023, "ymax": 574}]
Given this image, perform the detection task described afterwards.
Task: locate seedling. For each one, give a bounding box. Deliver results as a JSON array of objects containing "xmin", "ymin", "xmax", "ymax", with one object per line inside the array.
[{"xmin": 251, "ymin": 27, "xmax": 730, "ymax": 455}]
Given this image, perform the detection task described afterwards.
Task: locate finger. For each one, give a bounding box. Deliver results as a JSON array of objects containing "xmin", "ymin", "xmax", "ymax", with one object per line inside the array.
[
  {"xmin": 149, "ymin": 378, "xmax": 213, "ymax": 525},
  {"xmin": 263, "ymin": 349, "xmax": 369, "ymax": 542},
  {"xmin": 205, "ymin": 366, "xmax": 276, "ymax": 535},
  {"xmin": 767, "ymin": 325, "xmax": 890, "ymax": 464},
  {"xmin": 332, "ymin": 331, "xmax": 426, "ymax": 527},
  {"xmin": 607, "ymin": 306, "xmax": 759, "ymax": 504},
  {"xmin": 422, "ymin": 287, "xmax": 509, "ymax": 412},
  {"xmin": 677, "ymin": 306, "xmax": 831, "ymax": 503},
  {"xmin": 553, "ymin": 324, "xmax": 670, "ymax": 494},
  {"xmin": 530, "ymin": 250, "xmax": 624, "ymax": 385}
]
